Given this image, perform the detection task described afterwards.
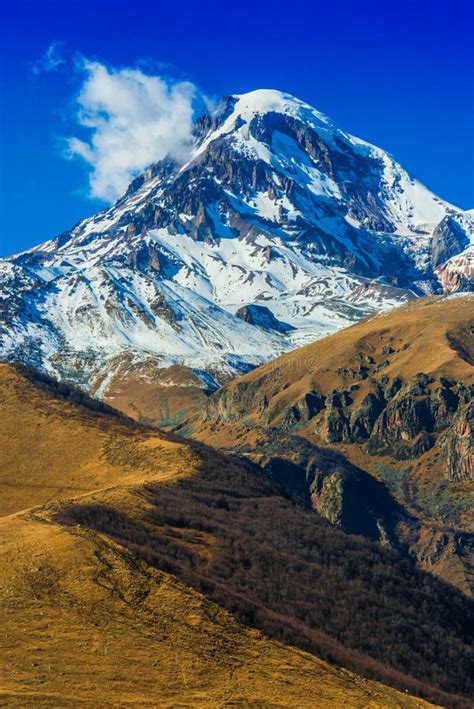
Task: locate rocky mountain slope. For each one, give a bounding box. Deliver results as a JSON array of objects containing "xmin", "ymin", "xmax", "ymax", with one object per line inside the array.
[
  {"xmin": 188, "ymin": 295, "xmax": 474, "ymax": 595},
  {"xmin": 1, "ymin": 361, "xmax": 472, "ymax": 707},
  {"xmin": 1, "ymin": 90, "xmax": 472, "ymax": 417}
]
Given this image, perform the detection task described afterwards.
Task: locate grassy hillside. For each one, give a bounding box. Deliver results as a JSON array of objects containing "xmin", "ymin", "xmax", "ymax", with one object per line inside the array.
[
  {"xmin": 0, "ymin": 361, "xmax": 444, "ymax": 708},
  {"xmin": 207, "ymin": 295, "xmax": 473, "ymax": 401},
  {"xmin": 5, "ymin": 516, "xmax": 434, "ymax": 708},
  {"xmin": 0, "ymin": 362, "xmax": 194, "ymax": 515}
]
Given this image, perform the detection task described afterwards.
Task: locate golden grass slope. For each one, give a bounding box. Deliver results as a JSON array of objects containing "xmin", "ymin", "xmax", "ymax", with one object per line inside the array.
[
  {"xmin": 0, "ymin": 362, "xmax": 435, "ymax": 707},
  {"xmin": 0, "ymin": 362, "xmax": 193, "ymax": 516},
  {"xmin": 203, "ymin": 295, "xmax": 474, "ymax": 426}
]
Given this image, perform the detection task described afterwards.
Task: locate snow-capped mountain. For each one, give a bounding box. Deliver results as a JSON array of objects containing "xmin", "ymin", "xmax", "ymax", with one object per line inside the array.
[{"xmin": 1, "ymin": 89, "xmax": 472, "ymax": 397}]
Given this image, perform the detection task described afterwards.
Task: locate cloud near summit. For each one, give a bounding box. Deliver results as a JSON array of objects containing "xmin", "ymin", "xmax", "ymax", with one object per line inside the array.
[{"xmin": 65, "ymin": 60, "xmax": 207, "ymax": 202}]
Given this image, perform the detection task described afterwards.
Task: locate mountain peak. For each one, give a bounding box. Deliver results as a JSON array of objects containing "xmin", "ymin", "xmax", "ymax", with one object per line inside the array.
[
  {"xmin": 200, "ymin": 88, "xmax": 334, "ymax": 148},
  {"xmin": 231, "ymin": 88, "xmax": 326, "ymax": 119},
  {"xmin": 1, "ymin": 85, "xmax": 472, "ymax": 408},
  {"xmin": 232, "ymin": 89, "xmax": 315, "ymax": 113}
]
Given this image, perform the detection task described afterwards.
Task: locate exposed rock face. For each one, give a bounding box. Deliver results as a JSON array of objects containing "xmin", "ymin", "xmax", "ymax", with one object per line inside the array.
[
  {"xmin": 443, "ymin": 402, "xmax": 474, "ymax": 482},
  {"xmin": 408, "ymin": 524, "xmax": 474, "ymax": 596},
  {"xmin": 350, "ymin": 387, "xmax": 386, "ymax": 440},
  {"xmin": 320, "ymin": 400, "xmax": 352, "ymax": 443},
  {"xmin": 315, "ymin": 375, "xmax": 473, "ymax": 475},
  {"xmin": 307, "ymin": 464, "xmax": 404, "ymax": 546},
  {"xmin": 368, "ymin": 377, "xmax": 437, "ymax": 452},
  {"xmin": 238, "ymin": 430, "xmax": 407, "ymax": 546},
  {"xmin": 432, "ymin": 216, "xmax": 473, "ymax": 294},
  {"xmin": 204, "ymin": 373, "xmax": 275, "ymax": 424},
  {"xmin": 436, "ymin": 250, "xmax": 474, "ymax": 293},
  {"xmin": 310, "ymin": 471, "xmax": 344, "ymax": 526},
  {"xmin": 237, "ymin": 368, "xmax": 468, "ymax": 480},
  {"xmin": 235, "ymin": 304, "xmax": 294, "ymax": 333},
  {"xmin": 204, "ymin": 366, "xmax": 473, "ymax": 481},
  {"xmin": 279, "ymin": 391, "xmax": 326, "ymax": 429},
  {"xmin": 432, "ymin": 216, "xmax": 470, "ymax": 269}
]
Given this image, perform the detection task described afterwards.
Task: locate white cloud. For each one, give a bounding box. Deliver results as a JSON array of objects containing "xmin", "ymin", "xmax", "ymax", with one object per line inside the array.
[
  {"xmin": 65, "ymin": 60, "xmax": 205, "ymax": 202},
  {"xmin": 33, "ymin": 42, "xmax": 66, "ymax": 74}
]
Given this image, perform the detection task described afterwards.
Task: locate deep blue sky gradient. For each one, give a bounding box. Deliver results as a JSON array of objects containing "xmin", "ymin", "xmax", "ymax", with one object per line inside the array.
[{"xmin": 1, "ymin": 0, "xmax": 473, "ymax": 256}]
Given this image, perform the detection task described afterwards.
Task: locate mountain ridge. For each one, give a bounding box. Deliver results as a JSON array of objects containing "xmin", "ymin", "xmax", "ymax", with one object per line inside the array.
[{"xmin": 1, "ymin": 89, "xmax": 472, "ymax": 412}]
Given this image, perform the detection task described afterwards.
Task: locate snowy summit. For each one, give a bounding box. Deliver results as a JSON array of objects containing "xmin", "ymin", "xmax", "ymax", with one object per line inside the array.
[{"xmin": 0, "ymin": 89, "xmax": 472, "ymax": 398}]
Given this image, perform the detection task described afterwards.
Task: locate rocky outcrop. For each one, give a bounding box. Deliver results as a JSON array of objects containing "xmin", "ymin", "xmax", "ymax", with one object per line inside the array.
[
  {"xmin": 350, "ymin": 386, "xmax": 386, "ymax": 441},
  {"xmin": 365, "ymin": 378, "xmax": 472, "ymax": 467},
  {"xmin": 431, "ymin": 216, "xmax": 469, "ymax": 268},
  {"xmin": 307, "ymin": 464, "xmax": 408, "ymax": 549},
  {"xmin": 235, "ymin": 304, "xmax": 295, "ymax": 333},
  {"xmin": 442, "ymin": 402, "xmax": 474, "ymax": 482},
  {"xmin": 247, "ymin": 431, "xmax": 407, "ymax": 546},
  {"xmin": 320, "ymin": 401, "xmax": 351, "ymax": 443},
  {"xmin": 279, "ymin": 391, "xmax": 326, "ymax": 429},
  {"xmin": 203, "ymin": 373, "xmax": 276, "ymax": 423},
  {"xmin": 436, "ymin": 249, "xmax": 474, "ymax": 294},
  {"xmin": 411, "ymin": 526, "xmax": 474, "ymax": 596},
  {"xmin": 299, "ymin": 374, "xmax": 472, "ymax": 478},
  {"xmin": 367, "ymin": 376, "xmax": 437, "ymax": 454},
  {"xmin": 207, "ymin": 361, "xmax": 473, "ymax": 480}
]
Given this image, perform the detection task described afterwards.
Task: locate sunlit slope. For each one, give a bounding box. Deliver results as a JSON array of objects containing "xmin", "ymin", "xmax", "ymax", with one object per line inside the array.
[
  {"xmin": 3, "ymin": 516, "xmax": 439, "ymax": 708},
  {"xmin": 200, "ymin": 295, "xmax": 473, "ymax": 428},
  {"xmin": 0, "ymin": 362, "xmax": 436, "ymax": 708},
  {"xmin": 0, "ymin": 362, "xmax": 193, "ymax": 516}
]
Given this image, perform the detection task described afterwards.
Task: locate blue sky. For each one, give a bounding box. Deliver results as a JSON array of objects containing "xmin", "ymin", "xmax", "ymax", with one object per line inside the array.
[{"xmin": 1, "ymin": 0, "xmax": 473, "ymax": 257}]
